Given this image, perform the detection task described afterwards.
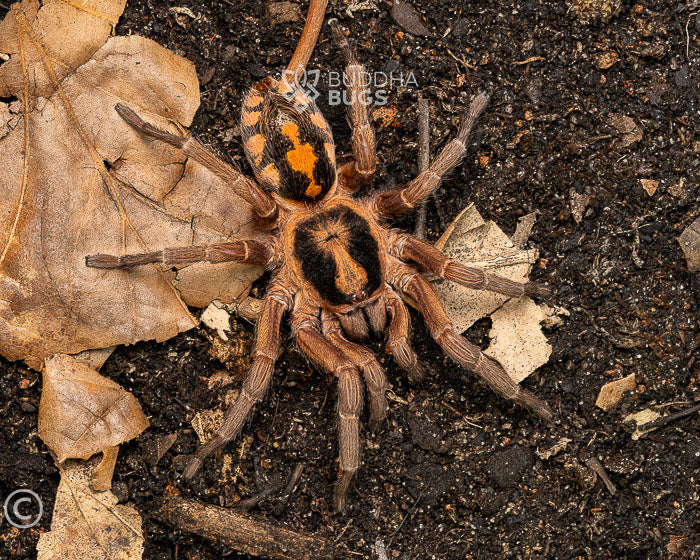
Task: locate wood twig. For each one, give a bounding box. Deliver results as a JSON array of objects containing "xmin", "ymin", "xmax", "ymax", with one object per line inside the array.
[
  {"xmin": 413, "ymin": 96, "xmax": 430, "ymax": 239},
  {"xmin": 585, "ymin": 457, "xmax": 617, "ymax": 496},
  {"xmin": 157, "ymin": 495, "xmax": 333, "ymax": 560},
  {"xmin": 273, "ymin": 462, "xmax": 305, "ymax": 515},
  {"xmin": 638, "ymin": 403, "xmax": 700, "ymax": 432}
]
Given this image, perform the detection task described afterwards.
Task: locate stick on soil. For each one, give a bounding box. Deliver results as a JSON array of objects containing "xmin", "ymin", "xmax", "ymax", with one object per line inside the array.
[{"xmin": 157, "ymin": 495, "xmax": 333, "ymax": 560}]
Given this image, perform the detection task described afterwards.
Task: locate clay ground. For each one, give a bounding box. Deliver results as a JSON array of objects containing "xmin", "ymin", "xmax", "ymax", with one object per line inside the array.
[{"xmin": 1, "ymin": 0, "xmax": 698, "ymax": 558}]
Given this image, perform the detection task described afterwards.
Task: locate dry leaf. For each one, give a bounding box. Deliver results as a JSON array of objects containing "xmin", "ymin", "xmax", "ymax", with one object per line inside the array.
[
  {"xmin": 433, "ymin": 204, "xmax": 552, "ymax": 381},
  {"xmin": 624, "ymin": 408, "xmax": 661, "ymax": 440},
  {"xmin": 485, "ymin": 298, "xmax": 552, "ymax": 383},
  {"xmin": 38, "ymin": 354, "xmax": 149, "ymax": 462},
  {"xmin": 37, "ymin": 460, "xmax": 144, "ymax": 560},
  {"xmin": 677, "ymin": 217, "xmax": 700, "ymax": 272},
  {"xmin": 0, "ymin": 0, "xmax": 263, "ymax": 369},
  {"xmin": 191, "ymin": 407, "xmax": 224, "ymax": 444},
  {"xmin": 595, "ymin": 373, "xmax": 636, "ymax": 410},
  {"xmin": 201, "ymin": 301, "xmax": 232, "ymax": 341}
]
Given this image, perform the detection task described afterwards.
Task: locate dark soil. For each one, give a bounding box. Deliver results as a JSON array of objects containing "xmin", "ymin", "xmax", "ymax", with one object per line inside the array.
[{"xmin": 1, "ymin": 0, "xmax": 698, "ymax": 558}]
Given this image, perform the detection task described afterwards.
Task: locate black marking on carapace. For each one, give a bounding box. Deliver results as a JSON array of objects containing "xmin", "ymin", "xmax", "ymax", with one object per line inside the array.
[{"xmin": 293, "ymin": 205, "xmax": 382, "ymax": 306}]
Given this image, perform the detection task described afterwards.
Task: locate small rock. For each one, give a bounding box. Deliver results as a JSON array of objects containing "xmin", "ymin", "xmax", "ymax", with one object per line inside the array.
[
  {"xmin": 391, "ymin": 0, "xmax": 433, "ymax": 37},
  {"xmin": 486, "ymin": 445, "xmax": 533, "ymax": 488},
  {"xmin": 674, "ymin": 64, "xmax": 689, "ymax": 87},
  {"xmin": 452, "ymin": 19, "xmax": 470, "ymax": 38}
]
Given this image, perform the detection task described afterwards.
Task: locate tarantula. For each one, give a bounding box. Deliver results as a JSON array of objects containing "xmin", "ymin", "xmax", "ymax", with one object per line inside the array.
[{"xmin": 86, "ymin": 0, "xmax": 553, "ymax": 511}]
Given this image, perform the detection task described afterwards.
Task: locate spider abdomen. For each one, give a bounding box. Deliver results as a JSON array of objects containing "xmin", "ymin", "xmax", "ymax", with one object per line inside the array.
[{"xmin": 290, "ymin": 201, "xmax": 384, "ymax": 309}]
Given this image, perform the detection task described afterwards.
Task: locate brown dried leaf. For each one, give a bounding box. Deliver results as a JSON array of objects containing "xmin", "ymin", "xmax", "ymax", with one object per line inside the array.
[
  {"xmin": 0, "ymin": 1, "xmax": 262, "ymax": 369},
  {"xmin": 433, "ymin": 204, "xmax": 552, "ymax": 381},
  {"xmin": 37, "ymin": 460, "xmax": 144, "ymax": 560},
  {"xmin": 38, "ymin": 354, "xmax": 149, "ymax": 462}
]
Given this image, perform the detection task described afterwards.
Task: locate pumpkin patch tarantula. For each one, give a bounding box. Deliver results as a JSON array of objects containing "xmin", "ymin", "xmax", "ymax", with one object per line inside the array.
[{"xmin": 86, "ymin": 0, "xmax": 553, "ymax": 511}]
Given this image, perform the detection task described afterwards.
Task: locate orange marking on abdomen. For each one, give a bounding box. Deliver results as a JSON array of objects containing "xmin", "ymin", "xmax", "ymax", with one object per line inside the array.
[
  {"xmin": 280, "ymin": 122, "xmax": 323, "ymax": 198},
  {"xmin": 242, "ymin": 110, "xmax": 261, "ymax": 126}
]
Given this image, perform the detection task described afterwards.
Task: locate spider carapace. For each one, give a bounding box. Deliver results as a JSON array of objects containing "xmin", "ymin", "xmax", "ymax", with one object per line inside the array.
[{"xmin": 86, "ymin": 0, "xmax": 554, "ymax": 512}]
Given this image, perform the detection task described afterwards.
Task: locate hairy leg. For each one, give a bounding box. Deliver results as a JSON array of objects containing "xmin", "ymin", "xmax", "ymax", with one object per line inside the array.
[
  {"xmin": 388, "ymin": 231, "xmax": 552, "ymax": 299},
  {"xmin": 292, "ymin": 296, "xmax": 363, "ymax": 512},
  {"xmin": 322, "ymin": 310, "xmax": 388, "ymax": 431},
  {"xmin": 86, "ymin": 239, "xmax": 273, "ymax": 269},
  {"xmin": 392, "ymin": 266, "xmax": 553, "ymax": 421},
  {"xmin": 385, "ymin": 286, "xmax": 424, "ymax": 382},
  {"xmin": 372, "ymin": 92, "xmax": 489, "ymax": 216},
  {"xmin": 183, "ymin": 287, "xmax": 291, "ymax": 479},
  {"xmin": 115, "ymin": 104, "xmax": 278, "ymax": 225},
  {"xmin": 330, "ymin": 23, "xmax": 376, "ymax": 192}
]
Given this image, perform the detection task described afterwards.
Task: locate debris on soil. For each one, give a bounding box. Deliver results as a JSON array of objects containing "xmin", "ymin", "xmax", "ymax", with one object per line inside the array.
[
  {"xmin": 677, "ymin": 216, "xmax": 700, "ymax": 272},
  {"xmin": 143, "ymin": 433, "xmax": 178, "ymax": 467},
  {"xmin": 595, "ymin": 373, "xmax": 637, "ymax": 410},
  {"xmin": 640, "ymin": 178, "xmax": 659, "ymax": 197},
  {"xmin": 201, "ymin": 301, "xmax": 232, "ymax": 341},
  {"xmin": 536, "ymin": 437, "xmax": 571, "ymax": 460},
  {"xmin": 569, "ymin": 188, "xmax": 591, "ymax": 224},
  {"xmin": 510, "ymin": 211, "xmax": 538, "ymax": 249},
  {"xmin": 624, "ymin": 408, "xmax": 662, "ymax": 440},
  {"xmin": 485, "ymin": 445, "xmax": 533, "ymax": 488},
  {"xmin": 37, "ymin": 460, "xmax": 144, "ymax": 560},
  {"xmin": 607, "ymin": 113, "xmax": 643, "ymax": 147},
  {"xmin": 585, "ymin": 456, "xmax": 618, "ymax": 496},
  {"xmin": 566, "ymin": 0, "xmax": 622, "ymax": 24},
  {"xmin": 157, "ymin": 495, "xmax": 333, "ymax": 560},
  {"xmin": 391, "ymin": 0, "xmax": 433, "ymax": 37},
  {"xmin": 267, "ymin": 2, "xmax": 302, "ymax": 25},
  {"xmin": 38, "ymin": 355, "xmax": 149, "ymax": 463}
]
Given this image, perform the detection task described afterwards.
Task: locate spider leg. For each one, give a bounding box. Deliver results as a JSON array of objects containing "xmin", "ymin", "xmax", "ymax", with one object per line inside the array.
[
  {"xmin": 392, "ymin": 265, "xmax": 554, "ymax": 422},
  {"xmin": 321, "ymin": 309, "xmax": 388, "ymax": 431},
  {"xmin": 372, "ymin": 92, "xmax": 489, "ymax": 217},
  {"xmin": 114, "ymin": 104, "xmax": 278, "ymax": 225},
  {"xmin": 330, "ymin": 23, "xmax": 376, "ymax": 192},
  {"xmin": 388, "ymin": 231, "xmax": 552, "ymax": 299},
  {"xmin": 183, "ymin": 287, "xmax": 291, "ymax": 479},
  {"xmin": 292, "ymin": 296, "xmax": 362, "ymax": 512},
  {"xmin": 385, "ymin": 286, "xmax": 424, "ymax": 382},
  {"xmin": 86, "ymin": 239, "xmax": 273, "ymax": 269}
]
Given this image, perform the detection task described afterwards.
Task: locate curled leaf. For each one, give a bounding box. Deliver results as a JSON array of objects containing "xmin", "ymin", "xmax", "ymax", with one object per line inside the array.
[{"xmin": 38, "ymin": 354, "xmax": 149, "ymax": 462}]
